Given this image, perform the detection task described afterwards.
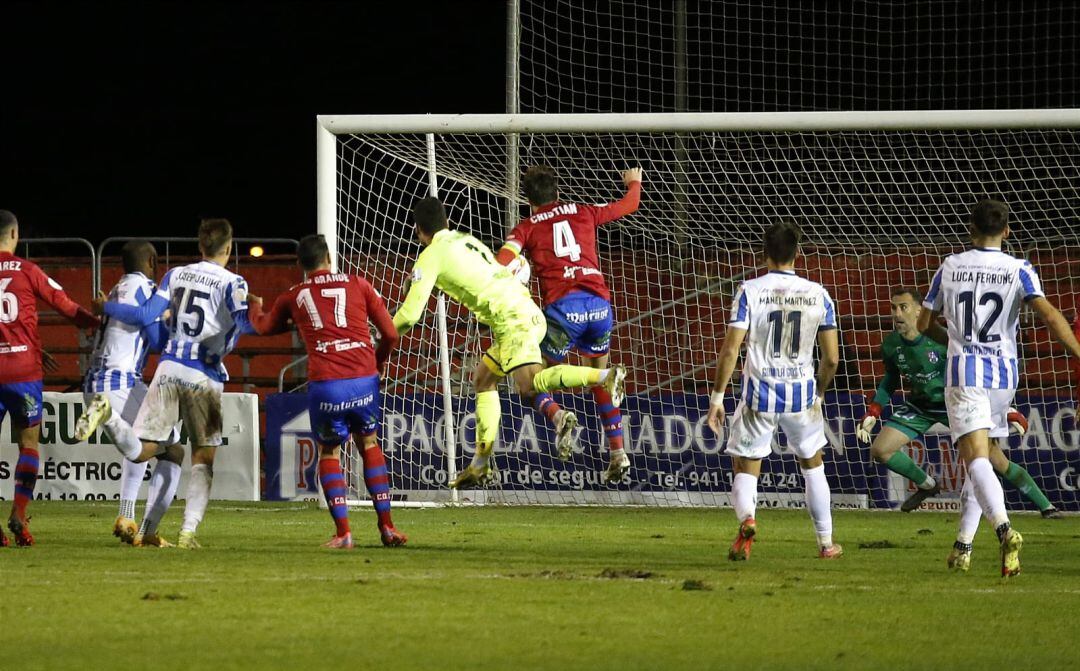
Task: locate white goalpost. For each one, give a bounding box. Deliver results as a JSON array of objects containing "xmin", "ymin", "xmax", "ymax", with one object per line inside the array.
[{"xmin": 316, "ymin": 110, "xmax": 1080, "ymax": 511}]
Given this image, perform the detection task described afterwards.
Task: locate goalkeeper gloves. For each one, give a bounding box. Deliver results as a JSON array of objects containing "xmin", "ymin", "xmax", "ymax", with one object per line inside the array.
[
  {"xmin": 1007, "ymin": 407, "xmax": 1028, "ymax": 436},
  {"xmin": 856, "ymin": 402, "xmax": 883, "ymax": 444}
]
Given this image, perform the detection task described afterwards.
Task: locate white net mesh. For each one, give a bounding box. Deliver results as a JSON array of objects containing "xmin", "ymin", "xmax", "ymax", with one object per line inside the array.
[
  {"xmin": 331, "ymin": 127, "xmax": 1080, "ymax": 510},
  {"xmin": 519, "ymin": 1, "xmax": 1080, "ymax": 113}
]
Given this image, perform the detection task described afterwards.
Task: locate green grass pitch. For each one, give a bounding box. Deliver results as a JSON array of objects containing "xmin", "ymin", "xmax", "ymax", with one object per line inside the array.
[{"xmin": 3, "ymin": 503, "xmax": 1078, "ymax": 670}]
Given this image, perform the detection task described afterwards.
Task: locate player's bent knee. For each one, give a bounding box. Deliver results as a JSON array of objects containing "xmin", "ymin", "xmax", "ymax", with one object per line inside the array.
[
  {"xmin": 798, "ymin": 451, "xmax": 824, "ymax": 470},
  {"xmin": 869, "ymin": 439, "xmax": 896, "ymax": 463}
]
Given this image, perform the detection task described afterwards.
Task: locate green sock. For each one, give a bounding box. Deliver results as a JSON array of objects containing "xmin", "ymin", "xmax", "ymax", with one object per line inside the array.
[
  {"xmin": 884, "ymin": 451, "xmax": 930, "ymax": 487},
  {"xmin": 1003, "ymin": 461, "xmax": 1053, "ymax": 511},
  {"xmin": 473, "ymin": 390, "xmax": 501, "ymax": 464},
  {"xmin": 533, "ymin": 365, "xmax": 603, "ymax": 393}
]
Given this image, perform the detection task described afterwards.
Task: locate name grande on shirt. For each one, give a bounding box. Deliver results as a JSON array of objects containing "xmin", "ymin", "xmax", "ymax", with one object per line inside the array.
[
  {"xmin": 950, "ymin": 270, "xmax": 1013, "ymax": 284},
  {"xmin": 0, "ymin": 260, "xmax": 23, "ymax": 271},
  {"xmin": 311, "ymin": 273, "xmax": 349, "ymax": 284}
]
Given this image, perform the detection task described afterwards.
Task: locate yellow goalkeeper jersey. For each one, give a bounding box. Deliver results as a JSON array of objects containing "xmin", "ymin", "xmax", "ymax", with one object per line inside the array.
[{"xmin": 392, "ymin": 229, "xmax": 536, "ymax": 335}]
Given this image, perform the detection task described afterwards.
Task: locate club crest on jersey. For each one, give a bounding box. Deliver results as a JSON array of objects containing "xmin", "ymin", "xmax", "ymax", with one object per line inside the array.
[{"xmin": 928, "ymin": 351, "xmax": 940, "ymax": 363}]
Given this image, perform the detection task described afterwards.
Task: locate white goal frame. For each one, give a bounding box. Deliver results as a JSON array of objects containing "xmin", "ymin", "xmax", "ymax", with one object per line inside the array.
[{"xmin": 315, "ymin": 109, "xmax": 1080, "ymax": 508}]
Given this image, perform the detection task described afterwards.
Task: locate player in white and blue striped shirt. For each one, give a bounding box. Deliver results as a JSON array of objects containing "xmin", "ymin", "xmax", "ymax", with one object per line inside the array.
[
  {"xmin": 920, "ymin": 199, "xmax": 1080, "ymax": 577},
  {"xmin": 706, "ymin": 222, "xmax": 842, "ymax": 561},
  {"xmin": 78, "ymin": 219, "xmax": 257, "ymax": 548},
  {"xmin": 81, "ymin": 240, "xmax": 180, "ymax": 546}
]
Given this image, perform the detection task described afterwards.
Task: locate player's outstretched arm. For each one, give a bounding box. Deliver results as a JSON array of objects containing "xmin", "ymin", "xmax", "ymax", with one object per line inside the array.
[
  {"xmin": 248, "ymin": 294, "xmax": 291, "ymax": 336},
  {"xmin": 594, "ymin": 167, "xmax": 643, "ymax": 225},
  {"xmin": 103, "ymin": 291, "xmax": 168, "ymax": 327},
  {"xmin": 816, "ymin": 328, "xmax": 840, "ymax": 398},
  {"xmin": 391, "ymin": 256, "xmax": 439, "ymax": 336},
  {"xmin": 858, "ymin": 347, "xmax": 899, "ymax": 443},
  {"xmin": 365, "ymin": 286, "xmax": 400, "ymax": 373},
  {"xmin": 29, "ymin": 263, "xmax": 98, "ymax": 329},
  {"xmin": 706, "ymin": 326, "xmax": 747, "ymax": 435},
  {"xmin": 1029, "ymin": 296, "xmax": 1080, "ymax": 360}
]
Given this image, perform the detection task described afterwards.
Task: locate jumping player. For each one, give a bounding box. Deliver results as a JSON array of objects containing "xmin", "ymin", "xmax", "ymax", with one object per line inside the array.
[
  {"xmin": 248, "ymin": 234, "xmax": 406, "ymax": 548},
  {"xmin": 393, "ymin": 197, "xmax": 627, "ymax": 489},
  {"xmin": 81, "ymin": 240, "xmax": 184, "ymax": 546},
  {"xmin": 495, "ymin": 165, "xmax": 641, "ymax": 483},
  {"xmin": 706, "ymin": 221, "xmax": 843, "ymax": 560},
  {"xmin": 857, "ymin": 286, "xmax": 1060, "ymax": 518},
  {"xmin": 0, "ymin": 210, "xmax": 99, "ymax": 547},
  {"xmin": 77, "ymin": 218, "xmax": 256, "ymax": 549},
  {"xmin": 919, "ymin": 199, "xmax": 1080, "ymax": 576}
]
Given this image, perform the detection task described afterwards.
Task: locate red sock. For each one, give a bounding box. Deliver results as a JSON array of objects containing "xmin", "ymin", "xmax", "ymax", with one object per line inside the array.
[
  {"xmin": 534, "ymin": 393, "xmax": 561, "ymax": 421},
  {"xmin": 359, "ymin": 440, "xmax": 394, "ymax": 529},
  {"xmin": 591, "ymin": 386, "xmax": 625, "ymax": 452},
  {"xmin": 13, "ymin": 447, "xmax": 40, "ymax": 520},
  {"xmin": 318, "ymin": 456, "xmax": 351, "ymax": 537}
]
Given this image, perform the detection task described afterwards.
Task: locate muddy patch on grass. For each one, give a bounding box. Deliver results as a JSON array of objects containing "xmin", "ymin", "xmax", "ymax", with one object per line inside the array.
[{"xmin": 598, "ymin": 568, "xmax": 655, "ymax": 580}]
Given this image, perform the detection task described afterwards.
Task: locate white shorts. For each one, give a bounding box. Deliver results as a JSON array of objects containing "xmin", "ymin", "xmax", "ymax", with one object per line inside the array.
[
  {"xmin": 85, "ymin": 382, "xmax": 146, "ymax": 427},
  {"xmin": 134, "ymin": 360, "xmax": 224, "ymax": 447},
  {"xmin": 724, "ymin": 400, "xmax": 827, "ymax": 460},
  {"xmin": 945, "ymin": 386, "xmax": 1016, "ymax": 441}
]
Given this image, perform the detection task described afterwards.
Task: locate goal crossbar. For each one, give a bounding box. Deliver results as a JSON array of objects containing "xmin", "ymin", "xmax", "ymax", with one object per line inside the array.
[{"xmin": 318, "ymin": 109, "xmax": 1080, "ymax": 135}]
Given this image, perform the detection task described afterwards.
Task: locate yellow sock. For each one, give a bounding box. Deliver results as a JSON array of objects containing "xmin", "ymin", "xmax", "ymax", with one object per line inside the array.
[
  {"xmin": 474, "ymin": 390, "xmax": 501, "ymax": 460},
  {"xmin": 533, "ymin": 366, "xmax": 603, "ymax": 393}
]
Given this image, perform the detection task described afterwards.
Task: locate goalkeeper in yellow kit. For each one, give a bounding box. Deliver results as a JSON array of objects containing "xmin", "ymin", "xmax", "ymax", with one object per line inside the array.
[{"xmin": 393, "ymin": 198, "xmax": 628, "ymax": 488}]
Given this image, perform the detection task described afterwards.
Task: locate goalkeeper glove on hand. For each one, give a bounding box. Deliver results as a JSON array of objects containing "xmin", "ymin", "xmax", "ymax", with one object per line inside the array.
[
  {"xmin": 1007, "ymin": 407, "xmax": 1028, "ymax": 436},
  {"xmin": 856, "ymin": 402, "xmax": 883, "ymax": 444}
]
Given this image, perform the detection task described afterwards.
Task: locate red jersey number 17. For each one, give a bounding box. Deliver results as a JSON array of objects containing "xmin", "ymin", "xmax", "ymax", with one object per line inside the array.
[{"xmin": 297, "ymin": 287, "xmax": 347, "ymax": 329}]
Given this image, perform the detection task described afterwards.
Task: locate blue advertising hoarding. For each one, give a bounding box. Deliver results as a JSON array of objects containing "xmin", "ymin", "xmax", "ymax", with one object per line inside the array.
[{"xmin": 264, "ymin": 391, "xmax": 1080, "ymax": 510}]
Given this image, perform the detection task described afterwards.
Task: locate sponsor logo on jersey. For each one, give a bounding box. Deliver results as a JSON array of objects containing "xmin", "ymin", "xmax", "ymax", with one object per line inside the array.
[
  {"xmin": 0, "ymin": 344, "xmax": 29, "ymax": 354},
  {"xmin": 315, "ymin": 338, "xmax": 369, "ymax": 354},
  {"xmin": 562, "ymin": 266, "xmax": 602, "ymax": 279}
]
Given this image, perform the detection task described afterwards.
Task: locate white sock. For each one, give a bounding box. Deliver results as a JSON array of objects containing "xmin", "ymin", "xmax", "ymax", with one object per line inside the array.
[
  {"xmin": 967, "ymin": 457, "xmax": 1010, "ymax": 530},
  {"xmin": 956, "ymin": 477, "xmax": 983, "ymax": 545},
  {"xmin": 596, "ymin": 369, "xmax": 610, "ymax": 384},
  {"xmin": 105, "ymin": 416, "xmax": 143, "ymax": 461},
  {"xmin": 801, "ymin": 464, "xmax": 833, "ymax": 548},
  {"xmin": 732, "ymin": 472, "xmax": 758, "ymax": 523},
  {"xmin": 181, "ymin": 463, "xmax": 213, "ymax": 533},
  {"xmin": 118, "ymin": 458, "xmax": 148, "ymax": 520},
  {"xmin": 919, "ymin": 474, "xmax": 937, "ymax": 490},
  {"xmin": 139, "ymin": 460, "xmax": 181, "ymax": 536}
]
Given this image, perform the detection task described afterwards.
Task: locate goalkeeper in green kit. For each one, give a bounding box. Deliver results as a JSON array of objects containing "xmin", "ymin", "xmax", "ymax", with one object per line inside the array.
[{"xmin": 857, "ymin": 287, "xmax": 1061, "ymax": 517}]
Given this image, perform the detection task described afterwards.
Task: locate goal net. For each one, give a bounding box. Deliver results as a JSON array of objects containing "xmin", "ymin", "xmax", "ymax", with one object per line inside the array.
[
  {"xmin": 517, "ymin": 0, "xmax": 1080, "ymax": 114},
  {"xmin": 321, "ymin": 112, "xmax": 1080, "ymax": 511}
]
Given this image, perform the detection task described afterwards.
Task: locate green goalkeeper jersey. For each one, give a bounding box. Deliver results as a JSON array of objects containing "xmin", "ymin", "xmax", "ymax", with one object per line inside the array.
[
  {"xmin": 872, "ymin": 331, "xmax": 948, "ymax": 413},
  {"xmin": 392, "ymin": 228, "xmax": 535, "ymax": 335}
]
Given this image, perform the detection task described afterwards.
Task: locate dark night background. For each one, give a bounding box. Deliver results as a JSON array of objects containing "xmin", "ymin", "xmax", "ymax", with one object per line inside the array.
[{"xmin": 1, "ymin": 1, "xmax": 505, "ymax": 243}]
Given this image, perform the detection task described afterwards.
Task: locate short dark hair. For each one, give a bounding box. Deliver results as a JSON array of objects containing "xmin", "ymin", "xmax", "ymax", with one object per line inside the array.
[
  {"xmin": 890, "ymin": 285, "xmax": 922, "ymax": 304},
  {"xmin": 121, "ymin": 240, "xmax": 156, "ymax": 274},
  {"xmin": 0, "ymin": 210, "xmax": 17, "ymax": 235},
  {"xmin": 522, "ymin": 165, "xmax": 558, "ymax": 206},
  {"xmin": 413, "ymin": 197, "xmax": 449, "ymax": 236},
  {"xmin": 971, "ymin": 199, "xmax": 1009, "ymax": 236},
  {"xmin": 198, "ymin": 218, "xmax": 233, "ymax": 256},
  {"xmin": 298, "ymin": 234, "xmax": 330, "ymax": 271},
  {"xmin": 763, "ymin": 221, "xmax": 801, "ymax": 264}
]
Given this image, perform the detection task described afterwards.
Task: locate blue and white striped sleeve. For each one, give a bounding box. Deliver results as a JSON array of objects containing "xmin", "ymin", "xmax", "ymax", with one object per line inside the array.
[
  {"xmin": 820, "ymin": 288, "xmax": 837, "ymax": 331},
  {"xmin": 1018, "ymin": 261, "xmax": 1045, "ymax": 301},
  {"xmin": 728, "ymin": 283, "xmax": 750, "ymax": 330},
  {"xmin": 923, "ymin": 264, "xmax": 945, "ymax": 311},
  {"xmin": 154, "ymin": 269, "xmax": 174, "ymax": 301}
]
